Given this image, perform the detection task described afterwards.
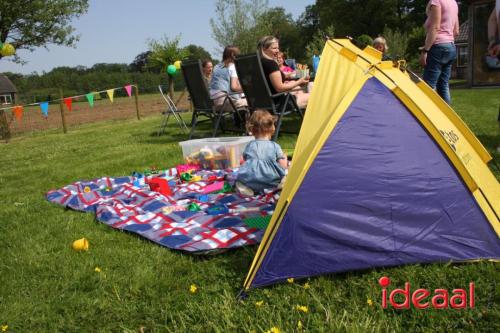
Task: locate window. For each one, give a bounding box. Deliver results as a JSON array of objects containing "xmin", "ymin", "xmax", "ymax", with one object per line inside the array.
[{"xmin": 456, "ymin": 45, "xmax": 468, "ymax": 67}]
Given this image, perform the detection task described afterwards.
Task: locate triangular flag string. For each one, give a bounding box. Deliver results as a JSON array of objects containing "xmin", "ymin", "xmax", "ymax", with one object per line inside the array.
[
  {"xmin": 40, "ymin": 102, "xmax": 49, "ymax": 117},
  {"xmin": 13, "ymin": 105, "xmax": 23, "ymax": 122},
  {"xmin": 124, "ymin": 85, "xmax": 132, "ymax": 97},
  {"xmin": 106, "ymin": 89, "xmax": 114, "ymax": 103},
  {"xmin": 0, "ymin": 84, "xmax": 137, "ymax": 113},
  {"xmin": 86, "ymin": 93, "xmax": 95, "ymax": 107},
  {"xmin": 63, "ymin": 97, "xmax": 73, "ymax": 112}
]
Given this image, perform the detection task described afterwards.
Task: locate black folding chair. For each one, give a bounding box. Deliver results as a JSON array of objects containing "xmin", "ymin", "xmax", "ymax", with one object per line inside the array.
[
  {"xmin": 157, "ymin": 85, "xmax": 189, "ymax": 136},
  {"xmin": 181, "ymin": 60, "xmax": 246, "ymax": 139},
  {"xmin": 234, "ymin": 53, "xmax": 303, "ymax": 141}
]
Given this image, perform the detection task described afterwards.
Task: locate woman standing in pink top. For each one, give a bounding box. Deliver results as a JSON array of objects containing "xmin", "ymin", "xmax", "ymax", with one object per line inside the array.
[{"xmin": 420, "ymin": 0, "xmax": 459, "ymax": 104}]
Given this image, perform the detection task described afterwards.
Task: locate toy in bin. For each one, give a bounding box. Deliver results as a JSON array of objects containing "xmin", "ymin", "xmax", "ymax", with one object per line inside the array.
[{"xmin": 178, "ymin": 136, "xmax": 254, "ymax": 170}]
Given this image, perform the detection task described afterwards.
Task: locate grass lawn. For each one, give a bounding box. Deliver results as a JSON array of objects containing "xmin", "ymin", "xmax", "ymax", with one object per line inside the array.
[{"xmin": 0, "ymin": 88, "xmax": 499, "ymax": 332}]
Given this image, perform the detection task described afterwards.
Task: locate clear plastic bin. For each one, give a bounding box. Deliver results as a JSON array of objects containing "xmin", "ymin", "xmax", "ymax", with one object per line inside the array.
[{"xmin": 178, "ymin": 136, "xmax": 254, "ymax": 169}]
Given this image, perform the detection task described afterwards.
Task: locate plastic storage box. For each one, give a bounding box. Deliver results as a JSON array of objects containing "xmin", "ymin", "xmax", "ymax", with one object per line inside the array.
[{"xmin": 178, "ymin": 136, "xmax": 254, "ymax": 169}]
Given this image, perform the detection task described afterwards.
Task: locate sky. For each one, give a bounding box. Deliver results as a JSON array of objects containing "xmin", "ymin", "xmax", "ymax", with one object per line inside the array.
[{"xmin": 1, "ymin": 0, "xmax": 315, "ymax": 75}]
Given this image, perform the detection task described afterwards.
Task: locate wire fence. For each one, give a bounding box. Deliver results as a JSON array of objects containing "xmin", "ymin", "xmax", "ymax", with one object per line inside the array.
[{"xmin": 0, "ymin": 84, "xmax": 190, "ymax": 141}]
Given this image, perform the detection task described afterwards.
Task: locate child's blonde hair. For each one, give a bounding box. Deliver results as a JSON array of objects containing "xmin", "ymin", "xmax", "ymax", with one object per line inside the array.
[
  {"xmin": 373, "ymin": 36, "xmax": 388, "ymax": 52},
  {"xmin": 247, "ymin": 109, "xmax": 276, "ymax": 137}
]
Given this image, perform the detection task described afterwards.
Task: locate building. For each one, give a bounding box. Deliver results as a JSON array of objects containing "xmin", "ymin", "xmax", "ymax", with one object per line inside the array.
[
  {"xmin": 0, "ymin": 74, "xmax": 17, "ymax": 104},
  {"xmin": 468, "ymin": 0, "xmax": 500, "ymax": 86}
]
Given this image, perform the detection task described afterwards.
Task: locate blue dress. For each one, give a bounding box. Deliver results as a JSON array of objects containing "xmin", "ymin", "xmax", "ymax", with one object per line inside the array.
[{"xmin": 237, "ymin": 140, "xmax": 286, "ymax": 193}]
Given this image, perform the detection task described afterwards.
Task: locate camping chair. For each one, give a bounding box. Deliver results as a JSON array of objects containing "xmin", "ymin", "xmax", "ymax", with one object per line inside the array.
[
  {"xmin": 157, "ymin": 85, "xmax": 189, "ymax": 136},
  {"xmin": 181, "ymin": 60, "xmax": 246, "ymax": 139},
  {"xmin": 235, "ymin": 52, "xmax": 303, "ymax": 141}
]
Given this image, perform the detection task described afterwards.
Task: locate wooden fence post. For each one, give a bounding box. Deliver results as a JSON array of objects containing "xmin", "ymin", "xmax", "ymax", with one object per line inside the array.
[
  {"xmin": 168, "ymin": 76, "xmax": 174, "ymax": 100},
  {"xmin": 0, "ymin": 109, "xmax": 11, "ymax": 142},
  {"xmin": 134, "ymin": 84, "xmax": 140, "ymax": 120},
  {"xmin": 59, "ymin": 89, "xmax": 68, "ymax": 134}
]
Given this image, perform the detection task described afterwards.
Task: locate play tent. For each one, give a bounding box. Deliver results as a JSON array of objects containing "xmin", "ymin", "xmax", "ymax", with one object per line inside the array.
[{"xmin": 242, "ymin": 39, "xmax": 500, "ymax": 290}]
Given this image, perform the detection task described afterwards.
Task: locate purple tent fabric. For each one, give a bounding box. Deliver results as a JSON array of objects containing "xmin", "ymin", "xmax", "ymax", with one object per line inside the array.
[{"xmin": 250, "ymin": 78, "xmax": 500, "ymax": 288}]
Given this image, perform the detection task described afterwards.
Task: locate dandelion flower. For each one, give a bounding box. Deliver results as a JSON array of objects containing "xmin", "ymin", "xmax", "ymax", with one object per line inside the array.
[
  {"xmin": 255, "ymin": 300, "xmax": 264, "ymax": 307},
  {"xmin": 297, "ymin": 320, "xmax": 303, "ymax": 329},
  {"xmin": 1, "ymin": 325, "xmax": 8, "ymax": 332},
  {"xmin": 367, "ymin": 299, "xmax": 373, "ymax": 306},
  {"xmin": 190, "ymin": 284, "xmax": 198, "ymax": 294},
  {"xmin": 264, "ymin": 327, "xmax": 280, "ymax": 333},
  {"xmin": 94, "ymin": 267, "xmax": 101, "ymax": 273},
  {"xmin": 296, "ymin": 305, "xmax": 309, "ymax": 313},
  {"xmin": 287, "ymin": 278, "xmax": 294, "ymax": 283},
  {"xmin": 303, "ymin": 282, "xmax": 310, "ymax": 289}
]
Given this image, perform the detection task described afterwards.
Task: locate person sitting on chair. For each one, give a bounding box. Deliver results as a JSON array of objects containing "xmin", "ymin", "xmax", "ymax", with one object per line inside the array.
[
  {"xmin": 209, "ymin": 45, "xmax": 247, "ymax": 112},
  {"xmin": 201, "ymin": 59, "xmax": 213, "ymax": 86},
  {"xmin": 257, "ymin": 36, "xmax": 310, "ymax": 109},
  {"xmin": 277, "ymin": 52, "xmax": 296, "ymax": 80}
]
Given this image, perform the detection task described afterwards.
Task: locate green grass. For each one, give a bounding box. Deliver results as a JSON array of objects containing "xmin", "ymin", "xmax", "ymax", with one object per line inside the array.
[{"xmin": 0, "ymin": 88, "xmax": 499, "ymax": 333}]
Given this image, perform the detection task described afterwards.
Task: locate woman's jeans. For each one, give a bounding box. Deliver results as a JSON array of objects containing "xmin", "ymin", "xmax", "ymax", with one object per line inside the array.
[{"xmin": 423, "ymin": 43, "xmax": 457, "ymax": 104}]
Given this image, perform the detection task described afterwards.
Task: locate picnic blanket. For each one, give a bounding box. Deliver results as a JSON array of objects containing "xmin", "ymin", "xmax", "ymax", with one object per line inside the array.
[{"xmin": 46, "ymin": 168, "xmax": 280, "ymax": 253}]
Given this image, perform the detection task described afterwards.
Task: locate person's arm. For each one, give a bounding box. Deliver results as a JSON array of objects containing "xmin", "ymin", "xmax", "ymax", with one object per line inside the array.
[
  {"xmin": 228, "ymin": 63, "xmax": 243, "ymax": 93},
  {"xmin": 269, "ymin": 70, "xmax": 308, "ymax": 93},
  {"xmin": 488, "ymin": 8, "xmax": 498, "ymax": 50},
  {"xmin": 420, "ymin": 5, "xmax": 441, "ymax": 66},
  {"xmin": 454, "ymin": 17, "xmax": 459, "ymax": 37},
  {"xmin": 275, "ymin": 144, "xmax": 288, "ymax": 169},
  {"xmin": 230, "ymin": 77, "xmax": 243, "ymax": 93}
]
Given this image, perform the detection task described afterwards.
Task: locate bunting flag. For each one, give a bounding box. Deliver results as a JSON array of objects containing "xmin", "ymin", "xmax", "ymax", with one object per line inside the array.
[
  {"xmin": 63, "ymin": 97, "xmax": 73, "ymax": 112},
  {"xmin": 86, "ymin": 93, "xmax": 95, "ymax": 107},
  {"xmin": 13, "ymin": 105, "xmax": 23, "ymax": 122},
  {"xmin": 40, "ymin": 102, "xmax": 49, "ymax": 117},
  {"xmin": 124, "ymin": 85, "xmax": 132, "ymax": 97},
  {"xmin": 106, "ymin": 89, "xmax": 114, "ymax": 103}
]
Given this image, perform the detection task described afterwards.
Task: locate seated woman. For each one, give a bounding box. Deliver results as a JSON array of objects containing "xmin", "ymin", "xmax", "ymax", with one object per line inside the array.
[
  {"xmin": 277, "ymin": 52, "xmax": 295, "ymax": 80},
  {"xmin": 201, "ymin": 59, "xmax": 213, "ymax": 87},
  {"xmin": 257, "ymin": 36, "xmax": 310, "ymax": 109},
  {"xmin": 209, "ymin": 45, "xmax": 247, "ymax": 112}
]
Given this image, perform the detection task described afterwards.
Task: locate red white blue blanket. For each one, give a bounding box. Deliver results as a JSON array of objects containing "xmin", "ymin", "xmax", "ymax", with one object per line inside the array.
[{"xmin": 46, "ymin": 168, "xmax": 279, "ymax": 253}]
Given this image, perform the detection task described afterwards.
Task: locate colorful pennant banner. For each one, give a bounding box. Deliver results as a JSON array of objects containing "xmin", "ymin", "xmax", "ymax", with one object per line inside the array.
[
  {"xmin": 106, "ymin": 89, "xmax": 114, "ymax": 103},
  {"xmin": 40, "ymin": 102, "xmax": 49, "ymax": 117},
  {"xmin": 63, "ymin": 97, "xmax": 73, "ymax": 112},
  {"xmin": 13, "ymin": 105, "xmax": 23, "ymax": 122},
  {"xmin": 0, "ymin": 84, "xmax": 137, "ymax": 118},
  {"xmin": 86, "ymin": 93, "xmax": 95, "ymax": 107},
  {"xmin": 124, "ymin": 85, "xmax": 132, "ymax": 97}
]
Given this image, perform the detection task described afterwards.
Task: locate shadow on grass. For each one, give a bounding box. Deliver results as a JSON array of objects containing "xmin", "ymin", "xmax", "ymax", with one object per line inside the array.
[{"xmin": 477, "ymin": 134, "xmax": 500, "ymax": 153}]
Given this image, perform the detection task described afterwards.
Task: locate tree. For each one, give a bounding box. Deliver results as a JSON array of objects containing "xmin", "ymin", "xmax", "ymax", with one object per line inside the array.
[
  {"xmin": 183, "ymin": 44, "xmax": 213, "ymax": 61},
  {"xmin": 147, "ymin": 35, "xmax": 188, "ymax": 73},
  {"xmin": 0, "ymin": 0, "xmax": 89, "ymax": 62},
  {"xmin": 129, "ymin": 51, "xmax": 152, "ymax": 72},
  {"xmin": 147, "ymin": 35, "xmax": 189, "ymax": 97},
  {"xmin": 210, "ymin": 0, "xmax": 269, "ymax": 53}
]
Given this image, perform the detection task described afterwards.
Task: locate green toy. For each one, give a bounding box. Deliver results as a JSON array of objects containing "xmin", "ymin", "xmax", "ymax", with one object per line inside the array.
[
  {"xmin": 214, "ymin": 182, "xmax": 233, "ymax": 194},
  {"xmin": 181, "ymin": 172, "xmax": 192, "ymax": 182},
  {"xmin": 187, "ymin": 202, "xmax": 201, "ymax": 212},
  {"xmin": 243, "ymin": 215, "xmax": 272, "ymax": 229}
]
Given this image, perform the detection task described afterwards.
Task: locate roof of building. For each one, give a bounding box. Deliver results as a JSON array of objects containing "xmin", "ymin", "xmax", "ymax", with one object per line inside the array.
[
  {"xmin": 456, "ymin": 20, "xmax": 469, "ymax": 44},
  {"xmin": 0, "ymin": 74, "xmax": 17, "ymax": 94}
]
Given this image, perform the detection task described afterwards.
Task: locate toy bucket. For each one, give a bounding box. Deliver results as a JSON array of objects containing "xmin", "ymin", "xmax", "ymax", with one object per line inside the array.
[{"xmin": 72, "ymin": 238, "xmax": 89, "ymax": 251}]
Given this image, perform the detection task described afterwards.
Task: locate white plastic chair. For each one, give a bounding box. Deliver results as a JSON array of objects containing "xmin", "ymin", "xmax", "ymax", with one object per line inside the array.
[{"xmin": 157, "ymin": 85, "xmax": 189, "ymax": 135}]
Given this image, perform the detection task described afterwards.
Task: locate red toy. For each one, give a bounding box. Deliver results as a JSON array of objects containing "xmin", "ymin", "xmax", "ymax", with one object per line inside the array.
[{"xmin": 146, "ymin": 178, "xmax": 173, "ymax": 196}]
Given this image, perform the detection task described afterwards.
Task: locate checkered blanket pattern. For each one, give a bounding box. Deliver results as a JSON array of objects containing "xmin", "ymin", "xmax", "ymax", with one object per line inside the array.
[{"xmin": 46, "ymin": 168, "xmax": 280, "ymax": 253}]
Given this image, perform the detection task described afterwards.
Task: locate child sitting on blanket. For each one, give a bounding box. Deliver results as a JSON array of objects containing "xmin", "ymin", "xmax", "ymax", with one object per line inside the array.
[{"xmin": 236, "ymin": 110, "xmax": 288, "ymax": 196}]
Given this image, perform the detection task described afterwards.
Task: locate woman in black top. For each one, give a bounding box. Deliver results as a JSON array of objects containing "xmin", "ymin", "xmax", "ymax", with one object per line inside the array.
[{"xmin": 257, "ymin": 36, "xmax": 310, "ymax": 108}]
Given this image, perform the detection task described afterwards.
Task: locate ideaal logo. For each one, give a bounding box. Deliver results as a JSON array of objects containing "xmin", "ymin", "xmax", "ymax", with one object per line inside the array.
[{"xmin": 379, "ymin": 276, "xmax": 475, "ymax": 309}]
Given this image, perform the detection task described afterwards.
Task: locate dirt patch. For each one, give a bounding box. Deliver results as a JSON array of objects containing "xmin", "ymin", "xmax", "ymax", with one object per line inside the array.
[{"xmin": 5, "ymin": 92, "xmax": 190, "ymax": 136}]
